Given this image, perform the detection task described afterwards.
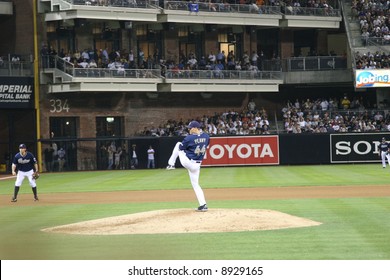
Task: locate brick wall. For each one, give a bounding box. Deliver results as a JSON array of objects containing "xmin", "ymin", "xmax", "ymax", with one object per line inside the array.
[{"xmin": 39, "ymin": 91, "xmax": 249, "ymax": 139}]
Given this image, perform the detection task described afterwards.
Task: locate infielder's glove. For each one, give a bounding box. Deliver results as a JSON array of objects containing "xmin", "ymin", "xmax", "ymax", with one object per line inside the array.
[{"xmin": 32, "ymin": 172, "xmax": 40, "ymax": 180}]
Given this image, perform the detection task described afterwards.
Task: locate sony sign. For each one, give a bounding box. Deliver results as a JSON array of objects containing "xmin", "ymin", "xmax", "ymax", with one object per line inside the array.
[
  {"xmin": 330, "ymin": 133, "xmax": 390, "ymax": 163},
  {"xmin": 202, "ymin": 136, "xmax": 279, "ymax": 166}
]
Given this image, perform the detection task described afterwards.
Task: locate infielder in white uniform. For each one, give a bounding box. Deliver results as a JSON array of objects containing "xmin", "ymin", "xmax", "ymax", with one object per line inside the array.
[
  {"xmin": 166, "ymin": 121, "xmax": 210, "ymax": 211},
  {"xmin": 11, "ymin": 143, "xmax": 39, "ymax": 202},
  {"xmin": 379, "ymin": 137, "xmax": 390, "ymax": 168}
]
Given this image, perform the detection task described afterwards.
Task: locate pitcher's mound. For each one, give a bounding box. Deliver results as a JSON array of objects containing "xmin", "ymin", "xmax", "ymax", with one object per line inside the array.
[{"xmin": 42, "ymin": 209, "xmax": 321, "ymax": 235}]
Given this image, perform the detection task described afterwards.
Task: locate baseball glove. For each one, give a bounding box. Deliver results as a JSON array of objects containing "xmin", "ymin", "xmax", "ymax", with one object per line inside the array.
[{"xmin": 32, "ymin": 172, "xmax": 40, "ymax": 180}]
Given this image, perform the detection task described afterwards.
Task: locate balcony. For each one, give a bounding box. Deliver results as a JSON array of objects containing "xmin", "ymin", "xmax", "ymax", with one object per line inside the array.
[
  {"xmin": 40, "ymin": 53, "xmax": 353, "ymax": 93},
  {"xmin": 39, "ymin": 0, "xmax": 341, "ymax": 29},
  {"xmin": 162, "ymin": 1, "xmax": 282, "ymax": 27},
  {"xmin": 41, "ymin": 0, "xmax": 162, "ymax": 22},
  {"xmin": 280, "ymin": 5, "xmax": 342, "ymax": 28},
  {"xmin": 40, "ymin": 55, "xmax": 283, "ymax": 93},
  {"xmin": 0, "ymin": 55, "xmax": 34, "ymax": 77}
]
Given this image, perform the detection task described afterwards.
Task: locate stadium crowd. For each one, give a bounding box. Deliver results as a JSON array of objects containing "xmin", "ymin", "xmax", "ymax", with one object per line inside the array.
[
  {"xmin": 281, "ymin": 96, "xmax": 390, "ymax": 133},
  {"xmin": 138, "ymin": 95, "xmax": 390, "ymax": 136},
  {"xmin": 355, "ymin": 50, "xmax": 390, "ymax": 69},
  {"xmin": 351, "ymin": 0, "xmax": 390, "ymax": 45},
  {"xmin": 43, "ymin": 43, "xmax": 280, "ymax": 74},
  {"xmin": 139, "ymin": 99, "xmax": 271, "ymax": 136}
]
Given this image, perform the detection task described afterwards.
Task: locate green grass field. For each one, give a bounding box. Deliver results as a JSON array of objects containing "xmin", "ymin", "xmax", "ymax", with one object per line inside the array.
[{"xmin": 0, "ymin": 164, "xmax": 389, "ymax": 260}]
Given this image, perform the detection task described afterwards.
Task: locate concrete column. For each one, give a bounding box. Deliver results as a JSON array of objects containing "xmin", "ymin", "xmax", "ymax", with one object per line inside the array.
[
  {"xmin": 316, "ymin": 30, "xmax": 328, "ymax": 56},
  {"xmin": 164, "ymin": 30, "xmax": 179, "ymax": 62},
  {"xmin": 279, "ymin": 29, "xmax": 294, "ymax": 59}
]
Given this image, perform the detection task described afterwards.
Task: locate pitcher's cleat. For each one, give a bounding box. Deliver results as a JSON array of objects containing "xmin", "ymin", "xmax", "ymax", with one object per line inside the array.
[
  {"xmin": 166, "ymin": 165, "xmax": 175, "ymax": 170},
  {"xmin": 196, "ymin": 204, "xmax": 208, "ymax": 212}
]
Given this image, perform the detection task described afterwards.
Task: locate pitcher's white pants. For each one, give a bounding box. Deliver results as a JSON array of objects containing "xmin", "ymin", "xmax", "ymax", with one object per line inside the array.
[{"xmin": 168, "ymin": 142, "xmax": 206, "ymax": 206}]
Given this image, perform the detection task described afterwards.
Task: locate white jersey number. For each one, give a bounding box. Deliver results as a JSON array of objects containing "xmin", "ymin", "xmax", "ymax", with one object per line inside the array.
[{"xmin": 194, "ymin": 145, "xmax": 206, "ymax": 156}]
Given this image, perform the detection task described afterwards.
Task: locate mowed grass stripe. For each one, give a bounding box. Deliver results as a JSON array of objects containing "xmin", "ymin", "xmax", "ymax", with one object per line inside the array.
[
  {"xmin": 314, "ymin": 198, "xmax": 390, "ymax": 259},
  {"xmin": 1, "ymin": 197, "xmax": 390, "ymax": 259},
  {"xmin": 1, "ymin": 164, "xmax": 389, "ymax": 195}
]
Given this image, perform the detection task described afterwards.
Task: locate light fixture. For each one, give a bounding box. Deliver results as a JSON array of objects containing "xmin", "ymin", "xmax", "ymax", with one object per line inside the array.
[
  {"xmin": 136, "ymin": 25, "xmax": 147, "ymax": 36},
  {"xmin": 47, "ymin": 22, "xmax": 56, "ymax": 33},
  {"xmin": 178, "ymin": 27, "xmax": 188, "ymax": 37},
  {"xmin": 106, "ymin": 117, "xmax": 114, "ymax": 123},
  {"xmin": 92, "ymin": 24, "xmax": 102, "ymax": 34}
]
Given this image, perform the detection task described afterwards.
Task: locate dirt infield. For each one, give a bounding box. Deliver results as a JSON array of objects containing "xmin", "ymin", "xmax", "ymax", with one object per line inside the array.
[
  {"xmin": 42, "ymin": 209, "xmax": 323, "ymax": 235},
  {"xmin": 2, "ymin": 185, "xmax": 388, "ymax": 235},
  {"xmin": 1, "ymin": 185, "xmax": 389, "ymax": 206}
]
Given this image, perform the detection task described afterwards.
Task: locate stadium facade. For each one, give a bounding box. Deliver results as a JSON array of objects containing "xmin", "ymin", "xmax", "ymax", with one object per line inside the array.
[{"xmin": 0, "ymin": 0, "xmax": 389, "ymax": 172}]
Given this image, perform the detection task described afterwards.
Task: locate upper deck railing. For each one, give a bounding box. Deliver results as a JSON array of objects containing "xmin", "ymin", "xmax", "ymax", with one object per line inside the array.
[
  {"xmin": 282, "ymin": 5, "xmax": 341, "ymax": 17},
  {"xmin": 285, "ymin": 56, "xmax": 348, "ymax": 71},
  {"xmin": 42, "ymin": 55, "xmax": 283, "ymax": 81},
  {"xmin": 164, "ymin": 1, "xmax": 282, "ymax": 15},
  {"xmin": 164, "ymin": 69, "xmax": 283, "ymax": 80},
  {"xmin": 0, "ymin": 54, "xmax": 34, "ymax": 77},
  {"xmin": 1, "ymin": 53, "xmax": 349, "ymax": 78},
  {"xmin": 43, "ymin": 55, "xmax": 162, "ymax": 79},
  {"xmin": 54, "ymin": 0, "xmax": 341, "ymax": 17},
  {"xmin": 63, "ymin": 0, "xmax": 160, "ymax": 8}
]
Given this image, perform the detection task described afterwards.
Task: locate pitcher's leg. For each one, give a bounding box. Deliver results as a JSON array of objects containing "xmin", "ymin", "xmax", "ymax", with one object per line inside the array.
[
  {"xmin": 168, "ymin": 142, "xmax": 182, "ymax": 166},
  {"xmin": 187, "ymin": 167, "xmax": 206, "ymax": 206}
]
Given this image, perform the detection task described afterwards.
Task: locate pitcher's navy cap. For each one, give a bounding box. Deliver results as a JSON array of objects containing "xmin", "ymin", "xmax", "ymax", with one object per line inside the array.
[
  {"xmin": 188, "ymin": 121, "xmax": 201, "ymax": 128},
  {"xmin": 19, "ymin": 144, "xmax": 26, "ymax": 149}
]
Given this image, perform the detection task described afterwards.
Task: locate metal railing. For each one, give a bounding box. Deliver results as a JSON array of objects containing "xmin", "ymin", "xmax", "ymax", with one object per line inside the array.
[
  {"xmin": 63, "ymin": 0, "xmax": 160, "ymax": 8},
  {"xmin": 282, "ymin": 5, "xmax": 340, "ymax": 17},
  {"xmin": 165, "ymin": 69, "xmax": 282, "ymax": 80},
  {"xmin": 42, "ymin": 55, "xmax": 162, "ymax": 78},
  {"xmin": 164, "ymin": 1, "xmax": 282, "ymax": 15},
  {"xmin": 50, "ymin": 0, "xmax": 343, "ymax": 17},
  {"xmin": 285, "ymin": 56, "xmax": 348, "ymax": 71},
  {"xmin": 71, "ymin": 67, "xmax": 162, "ymax": 78},
  {"xmin": 43, "ymin": 55, "xmax": 284, "ymax": 80},
  {"xmin": 0, "ymin": 54, "xmax": 34, "ymax": 76},
  {"xmin": 365, "ymin": 37, "xmax": 390, "ymax": 47},
  {"xmin": 42, "ymin": 54, "xmax": 352, "ymax": 82}
]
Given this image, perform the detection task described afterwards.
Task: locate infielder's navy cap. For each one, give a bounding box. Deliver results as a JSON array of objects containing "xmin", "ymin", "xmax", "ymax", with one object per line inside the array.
[
  {"xmin": 19, "ymin": 144, "xmax": 26, "ymax": 149},
  {"xmin": 188, "ymin": 121, "xmax": 201, "ymax": 128}
]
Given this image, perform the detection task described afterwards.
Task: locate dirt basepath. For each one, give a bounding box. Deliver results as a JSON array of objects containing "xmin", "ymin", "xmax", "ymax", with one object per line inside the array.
[
  {"xmin": 1, "ymin": 185, "xmax": 389, "ymax": 206},
  {"xmin": 3, "ymin": 185, "xmax": 389, "ymax": 235}
]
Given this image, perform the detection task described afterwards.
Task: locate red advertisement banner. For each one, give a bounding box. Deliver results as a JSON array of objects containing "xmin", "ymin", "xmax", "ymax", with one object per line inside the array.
[{"xmin": 202, "ymin": 136, "xmax": 279, "ymax": 166}]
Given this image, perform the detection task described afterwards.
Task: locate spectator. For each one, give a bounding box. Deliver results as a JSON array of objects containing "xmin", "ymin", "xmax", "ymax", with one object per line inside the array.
[
  {"xmin": 57, "ymin": 147, "xmax": 66, "ymax": 172},
  {"xmin": 341, "ymin": 96, "xmax": 351, "ymax": 109},
  {"xmin": 147, "ymin": 145, "xmax": 156, "ymax": 169},
  {"xmin": 130, "ymin": 144, "xmax": 138, "ymax": 169}
]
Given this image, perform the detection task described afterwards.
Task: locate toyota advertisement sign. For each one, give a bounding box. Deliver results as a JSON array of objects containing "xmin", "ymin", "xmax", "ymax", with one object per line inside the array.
[
  {"xmin": 202, "ymin": 136, "xmax": 279, "ymax": 166},
  {"xmin": 330, "ymin": 133, "xmax": 390, "ymax": 163}
]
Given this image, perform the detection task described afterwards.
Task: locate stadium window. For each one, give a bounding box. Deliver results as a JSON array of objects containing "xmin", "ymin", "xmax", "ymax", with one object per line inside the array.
[
  {"xmin": 49, "ymin": 117, "xmax": 78, "ymax": 138},
  {"xmin": 218, "ymin": 33, "xmax": 228, "ymax": 43},
  {"xmin": 96, "ymin": 116, "xmax": 123, "ymax": 137}
]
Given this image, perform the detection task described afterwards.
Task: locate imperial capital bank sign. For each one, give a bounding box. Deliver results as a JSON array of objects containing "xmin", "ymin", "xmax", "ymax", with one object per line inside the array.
[
  {"xmin": 0, "ymin": 77, "xmax": 34, "ymax": 108},
  {"xmin": 202, "ymin": 136, "xmax": 279, "ymax": 166}
]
